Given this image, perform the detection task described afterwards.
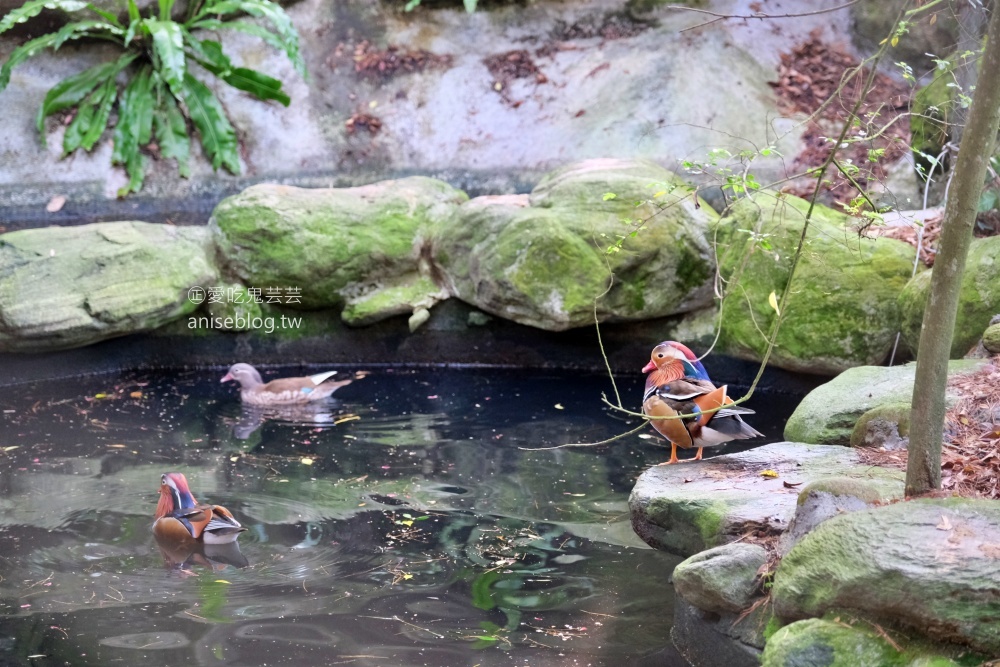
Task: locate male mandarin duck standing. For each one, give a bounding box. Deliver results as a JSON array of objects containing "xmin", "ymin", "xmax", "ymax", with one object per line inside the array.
[
  {"xmin": 641, "ymin": 341, "xmax": 763, "ymax": 465},
  {"xmin": 221, "ymin": 363, "xmax": 352, "ymax": 406},
  {"xmin": 153, "ymin": 472, "xmax": 246, "ymax": 544}
]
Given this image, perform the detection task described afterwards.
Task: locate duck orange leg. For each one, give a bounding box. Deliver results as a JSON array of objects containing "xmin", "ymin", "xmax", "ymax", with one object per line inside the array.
[
  {"xmin": 693, "ymin": 447, "xmax": 704, "ymax": 461},
  {"xmin": 658, "ymin": 442, "xmax": 681, "ymax": 465}
]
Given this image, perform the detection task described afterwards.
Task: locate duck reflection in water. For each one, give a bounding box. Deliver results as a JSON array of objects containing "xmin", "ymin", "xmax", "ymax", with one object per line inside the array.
[
  {"xmin": 155, "ymin": 534, "xmax": 249, "ymax": 572},
  {"xmin": 230, "ymin": 402, "xmax": 356, "ymax": 440}
]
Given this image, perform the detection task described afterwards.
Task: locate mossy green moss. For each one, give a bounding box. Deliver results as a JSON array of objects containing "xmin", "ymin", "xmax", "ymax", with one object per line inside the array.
[
  {"xmin": 714, "ymin": 193, "xmax": 916, "ymax": 373},
  {"xmin": 438, "ymin": 160, "xmax": 718, "ymax": 331},
  {"xmin": 341, "ymin": 274, "xmax": 446, "ymax": 326},
  {"xmin": 762, "ymin": 618, "xmax": 905, "ymax": 667},
  {"xmin": 983, "ymin": 323, "xmax": 1000, "ymax": 354},
  {"xmin": 0, "ymin": 222, "xmax": 218, "ymax": 351},
  {"xmin": 210, "ymin": 177, "xmax": 467, "ymax": 310},
  {"xmin": 796, "ymin": 477, "xmax": 886, "ymax": 506},
  {"xmin": 850, "ymin": 402, "xmax": 911, "ymax": 448},
  {"xmin": 898, "ymin": 236, "xmax": 1000, "ymax": 357}
]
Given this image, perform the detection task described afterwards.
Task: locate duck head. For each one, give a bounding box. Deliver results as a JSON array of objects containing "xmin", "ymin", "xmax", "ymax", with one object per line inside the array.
[
  {"xmin": 155, "ymin": 472, "xmax": 198, "ymax": 520},
  {"xmin": 642, "ymin": 341, "xmax": 711, "ymax": 382},
  {"xmin": 221, "ymin": 363, "xmax": 264, "ymax": 388}
]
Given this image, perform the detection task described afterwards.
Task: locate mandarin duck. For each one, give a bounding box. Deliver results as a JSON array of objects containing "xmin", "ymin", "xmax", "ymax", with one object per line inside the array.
[
  {"xmin": 641, "ymin": 341, "xmax": 763, "ymax": 465},
  {"xmin": 221, "ymin": 363, "xmax": 352, "ymax": 406},
  {"xmin": 153, "ymin": 472, "xmax": 246, "ymax": 544}
]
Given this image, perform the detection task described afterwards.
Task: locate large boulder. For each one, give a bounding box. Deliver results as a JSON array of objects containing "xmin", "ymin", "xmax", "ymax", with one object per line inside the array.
[
  {"xmin": 772, "ymin": 497, "xmax": 1000, "ymax": 655},
  {"xmin": 0, "ymin": 222, "xmax": 217, "ymax": 352},
  {"xmin": 714, "ymin": 193, "xmax": 916, "ymax": 374},
  {"xmin": 433, "ymin": 159, "xmax": 717, "ymax": 331},
  {"xmin": 783, "ymin": 360, "xmax": 988, "ymax": 445},
  {"xmin": 899, "ymin": 236, "xmax": 1000, "ymax": 357},
  {"xmin": 629, "ymin": 442, "xmax": 904, "ymax": 557},
  {"xmin": 210, "ymin": 177, "xmax": 467, "ymax": 320}
]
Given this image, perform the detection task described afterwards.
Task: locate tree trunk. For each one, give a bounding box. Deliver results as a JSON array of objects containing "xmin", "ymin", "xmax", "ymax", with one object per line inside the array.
[{"xmin": 906, "ymin": 5, "xmax": 1000, "ymax": 496}]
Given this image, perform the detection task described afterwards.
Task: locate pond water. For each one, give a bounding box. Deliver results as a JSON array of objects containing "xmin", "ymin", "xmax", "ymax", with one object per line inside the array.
[{"xmin": 0, "ymin": 366, "xmax": 798, "ymax": 666}]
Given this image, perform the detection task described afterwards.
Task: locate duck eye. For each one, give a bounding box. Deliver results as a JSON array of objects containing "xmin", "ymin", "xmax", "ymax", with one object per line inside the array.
[
  {"xmin": 161, "ymin": 474, "xmax": 167, "ymax": 483},
  {"xmin": 657, "ymin": 353, "xmax": 664, "ymax": 358}
]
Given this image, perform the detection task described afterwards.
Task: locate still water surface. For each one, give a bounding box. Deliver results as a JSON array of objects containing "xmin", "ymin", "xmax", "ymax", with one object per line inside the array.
[{"xmin": 0, "ymin": 367, "xmax": 794, "ymax": 666}]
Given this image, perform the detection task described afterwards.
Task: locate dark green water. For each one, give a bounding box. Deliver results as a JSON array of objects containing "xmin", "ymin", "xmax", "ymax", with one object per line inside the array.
[{"xmin": 0, "ymin": 367, "xmax": 795, "ymax": 666}]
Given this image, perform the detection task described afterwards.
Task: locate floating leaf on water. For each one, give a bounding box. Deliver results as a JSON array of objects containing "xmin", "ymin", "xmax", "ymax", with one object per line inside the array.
[
  {"xmin": 94, "ymin": 393, "xmax": 108, "ymax": 399},
  {"xmin": 3, "ymin": 446, "xmax": 20, "ymax": 452},
  {"xmin": 761, "ymin": 469, "xmax": 779, "ymax": 478},
  {"xmin": 130, "ymin": 391, "xmax": 142, "ymax": 398},
  {"xmin": 301, "ymin": 457, "xmax": 314, "ymax": 465},
  {"xmin": 554, "ymin": 403, "xmax": 564, "ymax": 410},
  {"xmin": 215, "ymin": 579, "xmax": 231, "ymax": 584},
  {"xmin": 107, "ymin": 444, "xmax": 126, "ymax": 448}
]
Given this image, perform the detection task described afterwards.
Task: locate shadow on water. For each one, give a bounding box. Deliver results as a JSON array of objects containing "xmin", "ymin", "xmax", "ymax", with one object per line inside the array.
[{"xmin": 0, "ymin": 367, "xmax": 800, "ymax": 666}]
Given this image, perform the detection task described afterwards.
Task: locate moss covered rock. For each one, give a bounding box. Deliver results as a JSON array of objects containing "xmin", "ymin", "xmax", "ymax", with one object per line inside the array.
[
  {"xmin": 772, "ymin": 498, "xmax": 1000, "ymax": 655},
  {"xmin": 762, "ymin": 618, "xmax": 902, "ymax": 667},
  {"xmin": 673, "ymin": 542, "xmax": 766, "ymax": 614},
  {"xmin": 434, "ymin": 159, "xmax": 717, "ymax": 331},
  {"xmin": 778, "ymin": 477, "xmax": 896, "ymax": 556},
  {"xmin": 210, "ymin": 177, "xmax": 467, "ymax": 319},
  {"xmin": 783, "ymin": 360, "xmax": 986, "ymax": 445},
  {"xmin": 629, "ymin": 442, "xmax": 904, "ymax": 557},
  {"xmin": 850, "ymin": 402, "xmax": 911, "ymax": 450},
  {"xmin": 899, "ymin": 237, "xmax": 1000, "ymax": 357},
  {"xmin": 0, "ymin": 222, "xmax": 217, "ymax": 352},
  {"xmin": 714, "ymin": 193, "xmax": 916, "ymax": 374},
  {"xmin": 983, "ymin": 322, "xmax": 1000, "ymax": 354}
]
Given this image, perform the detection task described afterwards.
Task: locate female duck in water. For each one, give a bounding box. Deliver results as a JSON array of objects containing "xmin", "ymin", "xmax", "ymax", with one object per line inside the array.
[{"xmin": 221, "ymin": 363, "xmax": 352, "ymax": 406}]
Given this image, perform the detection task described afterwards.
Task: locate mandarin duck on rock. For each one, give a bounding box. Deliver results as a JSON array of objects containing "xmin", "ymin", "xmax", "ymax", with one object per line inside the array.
[
  {"xmin": 221, "ymin": 363, "xmax": 352, "ymax": 406},
  {"xmin": 641, "ymin": 341, "xmax": 763, "ymax": 465},
  {"xmin": 153, "ymin": 473, "xmax": 246, "ymax": 544}
]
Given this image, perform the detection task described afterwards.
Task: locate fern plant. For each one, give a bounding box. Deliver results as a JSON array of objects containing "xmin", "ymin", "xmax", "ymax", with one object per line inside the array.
[{"xmin": 0, "ymin": 0, "xmax": 304, "ymax": 195}]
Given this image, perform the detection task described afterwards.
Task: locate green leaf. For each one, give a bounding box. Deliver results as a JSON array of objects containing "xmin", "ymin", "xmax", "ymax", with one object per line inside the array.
[
  {"xmin": 146, "ymin": 19, "xmax": 186, "ymax": 95},
  {"xmin": 221, "ymin": 67, "xmax": 289, "ymax": 105},
  {"xmin": 978, "ymin": 189, "xmax": 999, "ymax": 213},
  {"xmin": 183, "ymin": 32, "xmax": 231, "ymax": 74},
  {"xmin": 154, "ymin": 84, "xmax": 191, "ymax": 177},
  {"xmin": 0, "ymin": 0, "xmax": 89, "ymax": 36},
  {"xmin": 158, "ymin": 0, "xmax": 175, "ymax": 20},
  {"xmin": 63, "ymin": 76, "xmax": 116, "ymax": 154},
  {"xmin": 181, "ymin": 72, "xmax": 240, "ymax": 174},
  {"xmin": 52, "ymin": 19, "xmax": 122, "ymax": 48},
  {"xmin": 191, "ymin": 0, "xmax": 303, "ymax": 77},
  {"xmin": 36, "ymin": 54, "xmax": 134, "ymax": 133},
  {"xmin": 189, "ymin": 18, "xmax": 289, "ymax": 69},
  {"xmin": 112, "ymin": 66, "xmax": 153, "ymax": 166},
  {"xmin": 1, "ymin": 32, "xmax": 65, "ymax": 92},
  {"xmin": 126, "ymin": 0, "xmax": 139, "ymax": 23},
  {"xmin": 86, "ymin": 4, "xmax": 122, "ymax": 26}
]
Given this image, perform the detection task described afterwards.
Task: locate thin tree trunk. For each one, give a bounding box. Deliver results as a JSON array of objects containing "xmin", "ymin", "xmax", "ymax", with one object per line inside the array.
[{"xmin": 906, "ymin": 5, "xmax": 1000, "ymax": 496}]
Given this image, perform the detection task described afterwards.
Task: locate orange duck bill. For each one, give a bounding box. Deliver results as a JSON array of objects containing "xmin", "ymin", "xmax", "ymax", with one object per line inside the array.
[{"xmin": 153, "ymin": 472, "xmax": 246, "ymax": 544}]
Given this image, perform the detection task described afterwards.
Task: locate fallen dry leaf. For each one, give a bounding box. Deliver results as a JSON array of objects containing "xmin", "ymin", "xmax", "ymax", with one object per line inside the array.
[{"xmin": 46, "ymin": 195, "xmax": 66, "ymax": 213}]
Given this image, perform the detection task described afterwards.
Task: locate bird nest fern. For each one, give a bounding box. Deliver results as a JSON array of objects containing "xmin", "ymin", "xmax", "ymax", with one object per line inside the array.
[{"xmin": 0, "ymin": 0, "xmax": 305, "ymax": 195}]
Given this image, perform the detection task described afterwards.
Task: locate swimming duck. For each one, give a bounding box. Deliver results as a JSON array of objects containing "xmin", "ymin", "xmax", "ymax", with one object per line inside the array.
[
  {"xmin": 153, "ymin": 472, "xmax": 246, "ymax": 544},
  {"xmin": 641, "ymin": 341, "xmax": 763, "ymax": 464},
  {"xmin": 221, "ymin": 363, "xmax": 352, "ymax": 405}
]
